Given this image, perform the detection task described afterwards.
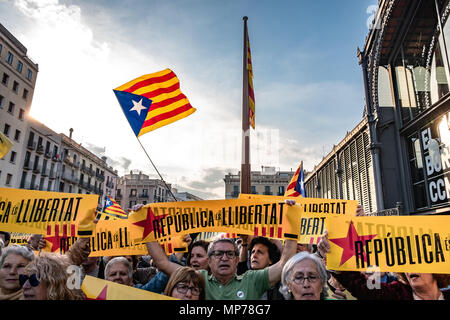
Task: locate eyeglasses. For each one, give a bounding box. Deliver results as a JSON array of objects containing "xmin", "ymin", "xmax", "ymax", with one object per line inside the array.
[
  {"xmin": 175, "ymin": 283, "xmax": 201, "ymax": 296},
  {"xmin": 292, "ymin": 275, "xmax": 319, "ymax": 284},
  {"xmin": 210, "ymin": 250, "xmax": 237, "ymax": 259},
  {"xmin": 19, "ymin": 274, "xmax": 40, "ymax": 287}
]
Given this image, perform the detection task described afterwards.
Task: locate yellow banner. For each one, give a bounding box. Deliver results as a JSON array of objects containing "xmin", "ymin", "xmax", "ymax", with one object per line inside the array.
[
  {"xmin": 0, "ymin": 188, "xmax": 98, "ymax": 237},
  {"xmin": 127, "ymin": 198, "xmax": 302, "ymax": 242},
  {"xmin": 9, "ymin": 232, "xmax": 32, "ymax": 245},
  {"xmin": 81, "ymin": 275, "xmax": 177, "ymax": 300},
  {"xmin": 239, "ymin": 194, "xmax": 358, "ymax": 244},
  {"xmin": 42, "ymin": 219, "xmax": 187, "ymax": 256},
  {"xmin": 326, "ymin": 216, "xmax": 450, "ymax": 273}
]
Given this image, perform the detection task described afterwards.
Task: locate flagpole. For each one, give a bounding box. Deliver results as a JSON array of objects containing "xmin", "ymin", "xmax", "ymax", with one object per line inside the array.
[
  {"xmin": 241, "ymin": 16, "xmax": 251, "ymax": 195},
  {"xmin": 135, "ymin": 137, "xmax": 178, "ymax": 202}
]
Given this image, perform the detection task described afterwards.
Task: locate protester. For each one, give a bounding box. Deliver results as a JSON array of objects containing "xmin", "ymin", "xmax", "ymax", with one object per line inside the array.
[
  {"xmin": 164, "ymin": 266, "xmax": 205, "ymax": 300},
  {"xmin": 0, "ymin": 245, "xmax": 35, "ymax": 300},
  {"xmin": 104, "ymin": 257, "xmax": 134, "ymax": 286},
  {"xmin": 279, "ymin": 251, "xmax": 329, "ymax": 300},
  {"xmin": 0, "ymin": 231, "xmax": 10, "ymax": 248},
  {"xmin": 317, "ymin": 231, "xmax": 450, "ymax": 300},
  {"xmin": 186, "ymin": 240, "xmax": 210, "ymax": 272},
  {"xmin": 147, "ymin": 235, "xmax": 297, "ymax": 300},
  {"xmin": 81, "ymin": 256, "xmax": 101, "ymax": 281},
  {"xmin": 236, "ymin": 236, "xmax": 283, "ymax": 300},
  {"xmin": 20, "ymin": 252, "xmax": 84, "ymax": 300}
]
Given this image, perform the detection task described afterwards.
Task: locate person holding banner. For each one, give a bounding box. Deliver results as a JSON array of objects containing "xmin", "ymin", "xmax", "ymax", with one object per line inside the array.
[
  {"xmin": 147, "ymin": 236, "xmax": 297, "ymax": 300},
  {"xmin": 164, "ymin": 266, "xmax": 205, "ymax": 300},
  {"xmin": 0, "ymin": 245, "xmax": 35, "ymax": 300},
  {"xmin": 279, "ymin": 251, "xmax": 329, "ymax": 300},
  {"xmin": 317, "ymin": 232, "xmax": 450, "ymax": 300}
]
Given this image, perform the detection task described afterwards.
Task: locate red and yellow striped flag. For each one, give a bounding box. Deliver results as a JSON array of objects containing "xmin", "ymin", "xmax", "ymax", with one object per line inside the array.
[
  {"xmin": 113, "ymin": 69, "xmax": 196, "ymax": 137},
  {"xmin": 247, "ymin": 35, "xmax": 255, "ymax": 129}
]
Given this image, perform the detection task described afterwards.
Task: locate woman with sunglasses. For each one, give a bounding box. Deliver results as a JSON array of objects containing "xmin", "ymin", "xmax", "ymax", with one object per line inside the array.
[
  {"xmin": 163, "ymin": 266, "xmax": 205, "ymax": 300},
  {"xmin": 20, "ymin": 252, "xmax": 84, "ymax": 300},
  {"xmin": 0, "ymin": 245, "xmax": 35, "ymax": 300}
]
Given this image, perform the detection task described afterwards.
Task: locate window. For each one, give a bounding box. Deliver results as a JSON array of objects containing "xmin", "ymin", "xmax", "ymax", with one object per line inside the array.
[
  {"xmin": 22, "ymin": 89, "xmax": 28, "ymax": 100},
  {"xmin": 3, "ymin": 123, "xmax": 10, "ymax": 136},
  {"xmin": 0, "ymin": 44, "xmax": 2, "ymax": 55},
  {"xmin": 16, "ymin": 61, "xmax": 23, "ymax": 73},
  {"xmin": 12, "ymin": 81, "xmax": 18, "ymax": 93},
  {"xmin": 8, "ymin": 102, "xmax": 14, "ymax": 114},
  {"xmin": 2, "ymin": 73, "xmax": 9, "ymax": 86},
  {"xmin": 264, "ymin": 186, "xmax": 271, "ymax": 195},
  {"xmin": 26, "ymin": 69, "xmax": 32, "ymax": 81},
  {"xmin": 18, "ymin": 109, "xmax": 25, "ymax": 120},
  {"xmin": 6, "ymin": 51, "xmax": 13, "ymax": 65},
  {"xmin": 14, "ymin": 129, "xmax": 20, "ymax": 142},
  {"xmin": 0, "ymin": 95, "xmax": 4, "ymax": 108},
  {"xmin": 20, "ymin": 171, "xmax": 27, "ymax": 188},
  {"xmin": 5, "ymin": 174, "xmax": 12, "ymax": 186},
  {"xmin": 10, "ymin": 151, "xmax": 16, "ymax": 163},
  {"xmin": 130, "ymin": 189, "xmax": 137, "ymax": 196}
]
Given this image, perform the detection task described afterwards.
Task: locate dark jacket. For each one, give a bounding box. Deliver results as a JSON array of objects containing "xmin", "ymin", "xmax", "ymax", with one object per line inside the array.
[{"xmin": 333, "ymin": 271, "xmax": 450, "ymax": 300}]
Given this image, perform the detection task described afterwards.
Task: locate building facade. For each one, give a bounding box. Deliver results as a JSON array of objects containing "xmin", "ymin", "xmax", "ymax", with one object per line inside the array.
[
  {"xmin": 305, "ymin": 0, "xmax": 450, "ymax": 215},
  {"xmin": 116, "ymin": 170, "xmax": 174, "ymax": 211},
  {"xmin": 19, "ymin": 117, "xmax": 61, "ymax": 192},
  {"xmin": 59, "ymin": 132, "xmax": 118, "ymax": 207},
  {"xmin": 0, "ymin": 23, "xmax": 38, "ymax": 188},
  {"xmin": 224, "ymin": 166, "xmax": 295, "ymax": 199}
]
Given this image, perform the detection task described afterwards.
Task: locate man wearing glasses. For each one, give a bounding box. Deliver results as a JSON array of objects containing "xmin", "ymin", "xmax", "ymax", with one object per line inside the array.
[{"xmin": 146, "ymin": 237, "xmax": 296, "ymax": 300}]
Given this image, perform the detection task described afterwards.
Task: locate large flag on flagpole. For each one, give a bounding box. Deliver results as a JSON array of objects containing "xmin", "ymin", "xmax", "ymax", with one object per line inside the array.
[
  {"xmin": 0, "ymin": 131, "xmax": 13, "ymax": 159},
  {"xmin": 113, "ymin": 69, "xmax": 196, "ymax": 137},
  {"xmin": 246, "ymin": 27, "xmax": 255, "ymax": 129},
  {"xmin": 284, "ymin": 161, "xmax": 306, "ymax": 197}
]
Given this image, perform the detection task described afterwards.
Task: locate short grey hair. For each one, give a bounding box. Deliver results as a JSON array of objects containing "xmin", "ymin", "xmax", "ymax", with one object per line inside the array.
[
  {"xmin": 207, "ymin": 238, "xmax": 239, "ymax": 258},
  {"xmin": 279, "ymin": 252, "xmax": 328, "ymax": 300},
  {"xmin": 0, "ymin": 245, "xmax": 35, "ymax": 267},
  {"xmin": 105, "ymin": 257, "xmax": 133, "ymax": 279}
]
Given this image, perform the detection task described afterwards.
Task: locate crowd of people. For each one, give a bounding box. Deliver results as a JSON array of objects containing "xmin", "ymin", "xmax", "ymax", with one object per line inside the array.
[{"xmin": 0, "ymin": 203, "xmax": 449, "ymax": 301}]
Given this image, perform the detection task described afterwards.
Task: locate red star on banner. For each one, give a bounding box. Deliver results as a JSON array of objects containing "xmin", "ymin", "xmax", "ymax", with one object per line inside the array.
[
  {"xmin": 132, "ymin": 208, "xmax": 167, "ymax": 240},
  {"xmin": 87, "ymin": 285, "xmax": 108, "ymax": 300},
  {"xmin": 329, "ymin": 221, "xmax": 377, "ymax": 266}
]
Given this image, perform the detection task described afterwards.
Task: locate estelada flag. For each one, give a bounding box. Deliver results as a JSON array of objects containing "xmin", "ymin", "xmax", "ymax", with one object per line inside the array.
[
  {"xmin": 284, "ymin": 161, "xmax": 306, "ymax": 197},
  {"xmin": 0, "ymin": 131, "xmax": 13, "ymax": 159},
  {"xmin": 104, "ymin": 195, "xmax": 127, "ymax": 218},
  {"xmin": 113, "ymin": 69, "xmax": 196, "ymax": 137}
]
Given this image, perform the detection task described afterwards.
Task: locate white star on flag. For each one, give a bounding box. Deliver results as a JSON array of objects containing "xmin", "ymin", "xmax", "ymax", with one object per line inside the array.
[{"xmin": 129, "ymin": 98, "xmax": 147, "ymax": 116}]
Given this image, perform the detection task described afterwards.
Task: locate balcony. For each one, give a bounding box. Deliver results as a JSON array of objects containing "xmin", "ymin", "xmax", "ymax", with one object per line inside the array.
[
  {"xmin": 73, "ymin": 161, "xmax": 80, "ymax": 168},
  {"xmin": 30, "ymin": 184, "xmax": 39, "ymax": 190},
  {"xmin": 263, "ymin": 192, "xmax": 273, "ymax": 195},
  {"xmin": 106, "ymin": 181, "xmax": 114, "ymax": 189},
  {"xmin": 44, "ymin": 150, "xmax": 52, "ymax": 159},
  {"xmin": 116, "ymin": 194, "xmax": 122, "ymax": 199},
  {"xmin": 36, "ymin": 145, "xmax": 44, "ymax": 154},
  {"xmin": 49, "ymin": 171, "xmax": 56, "ymax": 179},
  {"xmin": 41, "ymin": 168, "xmax": 48, "ymax": 177},
  {"xmin": 96, "ymin": 172, "xmax": 105, "ymax": 181},
  {"xmin": 231, "ymin": 191, "xmax": 239, "ymax": 198},
  {"xmin": 139, "ymin": 193, "xmax": 149, "ymax": 199},
  {"xmin": 63, "ymin": 156, "xmax": 73, "ymax": 165},
  {"xmin": 27, "ymin": 141, "xmax": 36, "ymax": 150},
  {"xmin": 23, "ymin": 161, "xmax": 33, "ymax": 170},
  {"xmin": 78, "ymin": 180, "xmax": 86, "ymax": 188},
  {"xmin": 32, "ymin": 165, "xmax": 40, "ymax": 174},
  {"xmin": 52, "ymin": 154, "xmax": 60, "ymax": 162}
]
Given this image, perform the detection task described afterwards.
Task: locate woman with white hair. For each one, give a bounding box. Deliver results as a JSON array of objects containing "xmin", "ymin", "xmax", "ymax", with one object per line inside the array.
[
  {"xmin": 279, "ymin": 251, "xmax": 329, "ymax": 300},
  {"xmin": 104, "ymin": 257, "xmax": 134, "ymax": 286},
  {"xmin": 0, "ymin": 245, "xmax": 35, "ymax": 300}
]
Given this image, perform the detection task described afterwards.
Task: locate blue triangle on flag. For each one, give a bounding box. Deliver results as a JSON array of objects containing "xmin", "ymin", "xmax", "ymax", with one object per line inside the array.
[{"xmin": 113, "ymin": 90, "xmax": 152, "ymax": 136}]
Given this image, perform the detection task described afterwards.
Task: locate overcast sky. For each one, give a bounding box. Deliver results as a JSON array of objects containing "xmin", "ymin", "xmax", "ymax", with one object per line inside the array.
[{"xmin": 1, "ymin": 0, "xmax": 378, "ymax": 199}]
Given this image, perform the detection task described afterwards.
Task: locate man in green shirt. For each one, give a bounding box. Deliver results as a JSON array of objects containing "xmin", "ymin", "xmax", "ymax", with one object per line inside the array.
[{"xmin": 146, "ymin": 237, "xmax": 296, "ymax": 300}]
